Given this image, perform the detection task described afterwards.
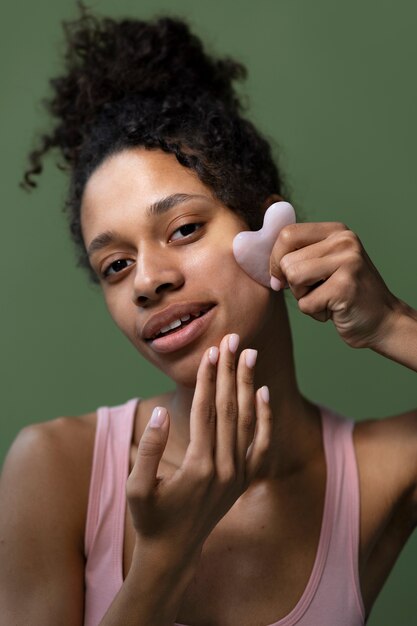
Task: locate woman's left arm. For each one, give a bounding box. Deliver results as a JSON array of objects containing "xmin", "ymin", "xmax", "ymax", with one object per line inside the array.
[{"xmin": 269, "ymin": 222, "xmax": 417, "ymax": 372}]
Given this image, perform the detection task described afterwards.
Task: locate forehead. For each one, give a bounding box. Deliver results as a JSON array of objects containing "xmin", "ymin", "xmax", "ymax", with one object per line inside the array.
[{"xmin": 81, "ymin": 147, "xmax": 213, "ymax": 231}]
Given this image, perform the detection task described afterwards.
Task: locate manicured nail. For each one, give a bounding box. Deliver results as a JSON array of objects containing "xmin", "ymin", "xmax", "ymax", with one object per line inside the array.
[
  {"xmin": 270, "ymin": 276, "xmax": 282, "ymax": 291},
  {"xmin": 208, "ymin": 346, "xmax": 219, "ymax": 365},
  {"xmin": 260, "ymin": 386, "xmax": 270, "ymax": 403},
  {"xmin": 245, "ymin": 349, "xmax": 258, "ymax": 368},
  {"xmin": 228, "ymin": 333, "xmax": 240, "ymax": 353},
  {"xmin": 150, "ymin": 406, "xmax": 167, "ymax": 428}
]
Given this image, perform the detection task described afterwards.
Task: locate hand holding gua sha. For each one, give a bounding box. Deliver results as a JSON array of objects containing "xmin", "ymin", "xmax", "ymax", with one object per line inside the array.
[{"xmin": 232, "ymin": 201, "xmax": 296, "ymax": 288}]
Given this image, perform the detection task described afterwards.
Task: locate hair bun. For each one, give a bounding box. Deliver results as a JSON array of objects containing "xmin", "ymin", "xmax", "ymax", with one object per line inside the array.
[{"xmin": 47, "ymin": 5, "xmax": 247, "ymax": 151}]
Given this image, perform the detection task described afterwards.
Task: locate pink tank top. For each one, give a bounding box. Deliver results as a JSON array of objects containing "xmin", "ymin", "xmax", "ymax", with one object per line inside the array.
[{"xmin": 84, "ymin": 398, "xmax": 365, "ymax": 626}]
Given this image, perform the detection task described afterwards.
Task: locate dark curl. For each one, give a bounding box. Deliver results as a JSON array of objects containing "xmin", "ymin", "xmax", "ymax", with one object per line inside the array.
[{"xmin": 21, "ymin": 2, "xmax": 294, "ymax": 284}]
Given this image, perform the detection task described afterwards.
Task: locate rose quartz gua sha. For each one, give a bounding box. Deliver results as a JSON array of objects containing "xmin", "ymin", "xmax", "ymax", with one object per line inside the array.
[{"xmin": 232, "ymin": 201, "xmax": 296, "ymax": 287}]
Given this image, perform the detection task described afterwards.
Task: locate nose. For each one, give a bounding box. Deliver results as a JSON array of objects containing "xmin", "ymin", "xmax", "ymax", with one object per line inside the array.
[{"xmin": 131, "ymin": 245, "xmax": 184, "ymax": 305}]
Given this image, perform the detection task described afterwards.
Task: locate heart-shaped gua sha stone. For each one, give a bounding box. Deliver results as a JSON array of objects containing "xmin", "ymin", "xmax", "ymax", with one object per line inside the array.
[{"xmin": 232, "ymin": 201, "xmax": 296, "ymax": 287}]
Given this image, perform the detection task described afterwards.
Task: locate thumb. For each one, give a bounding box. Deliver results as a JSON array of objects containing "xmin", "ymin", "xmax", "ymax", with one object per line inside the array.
[
  {"xmin": 269, "ymin": 244, "xmax": 289, "ymax": 291},
  {"xmin": 131, "ymin": 407, "xmax": 170, "ymax": 497}
]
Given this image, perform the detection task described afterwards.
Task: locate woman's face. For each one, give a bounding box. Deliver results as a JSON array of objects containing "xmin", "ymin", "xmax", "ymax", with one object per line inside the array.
[{"xmin": 81, "ymin": 147, "xmax": 277, "ymax": 387}]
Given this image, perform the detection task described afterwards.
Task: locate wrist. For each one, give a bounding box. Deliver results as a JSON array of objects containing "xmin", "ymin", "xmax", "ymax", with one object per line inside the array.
[
  {"xmin": 370, "ymin": 298, "xmax": 417, "ymax": 370},
  {"xmin": 104, "ymin": 538, "xmax": 201, "ymax": 626},
  {"xmin": 129, "ymin": 535, "xmax": 202, "ymax": 592}
]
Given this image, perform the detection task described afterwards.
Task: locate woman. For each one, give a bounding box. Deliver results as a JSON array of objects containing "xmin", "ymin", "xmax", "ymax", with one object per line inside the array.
[{"xmin": 1, "ymin": 6, "xmax": 416, "ymax": 625}]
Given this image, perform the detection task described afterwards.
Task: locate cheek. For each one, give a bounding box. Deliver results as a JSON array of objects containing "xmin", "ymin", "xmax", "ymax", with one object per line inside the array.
[
  {"xmin": 192, "ymin": 242, "xmax": 268, "ymax": 299},
  {"xmin": 192, "ymin": 243, "xmax": 272, "ymax": 336}
]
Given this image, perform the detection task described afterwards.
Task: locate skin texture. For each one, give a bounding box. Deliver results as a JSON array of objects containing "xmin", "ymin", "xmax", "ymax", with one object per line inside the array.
[
  {"xmin": 1, "ymin": 146, "xmax": 417, "ymax": 626},
  {"xmin": 269, "ymin": 222, "xmax": 417, "ymax": 362},
  {"xmin": 81, "ymin": 147, "xmax": 310, "ymax": 458}
]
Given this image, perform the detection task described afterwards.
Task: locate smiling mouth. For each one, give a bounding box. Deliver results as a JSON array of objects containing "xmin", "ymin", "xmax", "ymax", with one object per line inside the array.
[{"xmin": 148, "ymin": 305, "xmax": 215, "ymax": 341}]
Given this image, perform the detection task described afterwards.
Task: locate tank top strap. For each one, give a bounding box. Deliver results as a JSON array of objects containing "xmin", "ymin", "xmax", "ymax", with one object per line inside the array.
[
  {"xmin": 317, "ymin": 404, "xmax": 365, "ymax": 622},
  {"xmin": 84, "ymin": 397, "xmax": 139, "ymax": 626}
]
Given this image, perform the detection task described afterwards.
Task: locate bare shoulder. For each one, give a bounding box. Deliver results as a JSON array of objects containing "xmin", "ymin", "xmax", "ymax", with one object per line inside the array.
[
  {"xmin": 0, "ymin": 411, "xmax": 98, "ymax": 624},
  {"xmin": 354, "ymin": 407, "xmax": 417, "ymax": 470},
  {"xmin": 353, "ymin": 407, "xmax": 417, "ymax": 527},
  {"xmin": 1, "ymin": 410, "xmax": 97, "ymax": 537}
]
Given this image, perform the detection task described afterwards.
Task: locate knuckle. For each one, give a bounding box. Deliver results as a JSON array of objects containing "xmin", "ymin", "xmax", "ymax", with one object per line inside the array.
[
  {"xmin": 279, "ymin": 224, "xmax": 296, "ymax": 244},
  {"xmin": 196, "ymin": 460, "xmax": 215, "ymax": 481},
  {"xmin": 257, "ymin": 441, "xmax": 271, "ymax": 460},
  {"xmin": 217, "ymin": 464, "xmax": 236, "ymax": 485},
  {"xmin": 138, "ymin": 437, "xmax": 163, "ymax": 458},
  {"xmin": 336, "ymin": 229, "xmax": 359, "ymax": 249},
  {"xmin": 239, "ymin": 367, "xmax": 254, "ymax": 386},
  {"xmin": 221, "ymin": 400, "xmax": 238, "ymax": 423},
  {"xmin": 197, "ymin": 401, "xmax": 216, "ymax": 426},
  {"xmin": 348, "ymin": 249, "xmax": 363, "ymax": 273},
  {"xmin": 239, "ymin": 412, "xmax": 254, "ymax": 432},
  {"xmin": 335, "ymin": 270, "xmax": 352, "ymax": 294},
  {"xmin": 284, "ymin": 263, "xmax": 299, "ymax": 284},
  {"xmin": 280, "ymin": 254, "xmax": 297, "ymax": 277},
  {"xmin": 279, "ymin": 254, "xmax": 290, "ymax": 272},
  {"xmin": 261, "ymin": 409, "xmax": 274, "ymax": 427},
  {"xmin": 298, "ymin": 297, "xmax": 313, "ymax": 314},
  {"xmin": 223, "ymin": 358, "xmax": 236, "ymax": 374}
]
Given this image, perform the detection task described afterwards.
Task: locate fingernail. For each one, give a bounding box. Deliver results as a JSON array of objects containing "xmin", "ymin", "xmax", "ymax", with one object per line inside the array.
[
  {"xmin": 228, "ymin": 333, "xmax": 240, "ymax": 353},
  {"xmin": 208, "ymin": 346, "xmax": 219, "ymax": 365},
  {"xmin": 150, "ymin": 406, "xmax": 167, "ymax": 428},
  {"xmin": 270, "ymin": 276, "xmax": 282, "ymax": 291},
  {"xmin": 260, "ymin": 386, "xmax": 270, "ymax": 403},
  {"xmin": 245, "ymin": 349, "xmax": 258, "ymax": 368}
]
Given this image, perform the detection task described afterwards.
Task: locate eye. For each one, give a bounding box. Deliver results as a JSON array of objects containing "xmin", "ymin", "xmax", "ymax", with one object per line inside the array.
[
  {"xmin": 102, "ymin": 258, "xmax": 134, "ymax": 278},
  {"xmin": 170, "ymin": 223, "xmax": 203, "ymax": 242}
]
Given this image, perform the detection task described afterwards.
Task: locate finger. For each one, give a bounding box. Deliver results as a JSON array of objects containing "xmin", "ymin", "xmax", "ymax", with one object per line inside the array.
[
  {"xmin": 283, "ymin": 253, "xmax": 344, "ymax": 300},
  {"xmin": 297, "ymin": 267, "xmax": 353, "ymax": 322},
  {"xmin": 235, "ymin": 348, "xmax": 257, "ymax": 477},
  {"xmin": 214, "ymin": 333, "xmax": 240, "ymax": 479},
  {"xmin": 127, "ymin": 407, "xmax": 170, "ymax": 499},
  {"xmin": 269, "ymin": 222, "xmax": 348, "ymax": 286},
  {"xmin": 246, "ymin": 386, "xmax": 273, "ymax": 484},
  {"xmin": 185, "ymin": 346, "xmax": 218, "ymax": 465}
]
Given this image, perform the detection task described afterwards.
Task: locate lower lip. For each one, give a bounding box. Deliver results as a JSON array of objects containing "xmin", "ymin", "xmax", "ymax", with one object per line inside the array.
[{"xmin": 147, "ymin": 306, "xmax": 216, "ymax": 353}]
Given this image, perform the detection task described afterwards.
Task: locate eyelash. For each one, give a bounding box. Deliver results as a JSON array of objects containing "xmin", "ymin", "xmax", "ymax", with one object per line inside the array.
[
  {"xmin": 170, "ymin": 222, "xmax": 203, "ymax": 242},
  {"xmin": 101, "ymin": 222, "xmax": 204, "ymax": 278}
]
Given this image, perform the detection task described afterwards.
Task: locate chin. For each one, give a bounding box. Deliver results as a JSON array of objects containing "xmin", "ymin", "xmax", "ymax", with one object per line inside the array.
[
  {"xmin": 132, "ymin": 338, "xmax": 205, "ymax": 385},
  {"xmin": 162, "ymin": 347, "xmax": 209, "ymax": 387}
]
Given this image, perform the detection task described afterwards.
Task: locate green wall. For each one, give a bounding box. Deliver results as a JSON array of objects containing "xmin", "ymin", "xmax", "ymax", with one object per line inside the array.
[{"xmin": 1, "ymin": 1, "xmax": 416, "ymax": 623}]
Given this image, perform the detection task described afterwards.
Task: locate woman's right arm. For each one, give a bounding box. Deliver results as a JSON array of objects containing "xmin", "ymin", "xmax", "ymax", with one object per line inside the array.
[
  {"xmin": 369, "ymin": 298, "xmax": 417, "ymax": 372},
  {"xmin": 0, "ymin": 420, "xmax": 87, "ymax": 625},
  {"xmin": 0, "ymin": 335, "xmax": 271, "ymax": 625}
]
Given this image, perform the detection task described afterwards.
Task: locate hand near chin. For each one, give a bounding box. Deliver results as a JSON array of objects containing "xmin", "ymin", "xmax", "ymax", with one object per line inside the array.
[
  {"xmin": 126, "ymin": 335, "xmax": 272, "ymax": 563},
  {"xmin": 269, "ymin": 222, "xmax": 404, "ymax": 350}
]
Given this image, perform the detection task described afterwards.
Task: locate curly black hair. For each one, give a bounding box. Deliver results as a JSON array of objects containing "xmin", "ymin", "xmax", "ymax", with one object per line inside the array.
[{"xmin": 21, "ymin": 1, "xmax": 294, "ymax": 284}]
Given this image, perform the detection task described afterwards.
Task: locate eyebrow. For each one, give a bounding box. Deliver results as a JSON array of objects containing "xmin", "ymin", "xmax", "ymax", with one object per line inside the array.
[{"xmin": 87, "ymin": 192, "xmax": 209, "ymax": 258}]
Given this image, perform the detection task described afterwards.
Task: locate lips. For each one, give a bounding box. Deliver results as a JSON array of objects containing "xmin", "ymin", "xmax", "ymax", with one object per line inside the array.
[
  {"xmin": 148, "ymin": 305, "xmax": 217, "ymax": 353},
  {"xmin": 141, "ymin": 301, "xmax": 216, "ymax": 341}
]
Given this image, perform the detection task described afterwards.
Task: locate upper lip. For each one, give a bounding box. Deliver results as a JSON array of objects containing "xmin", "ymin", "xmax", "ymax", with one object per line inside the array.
[{"xmin": 141, "ymin": 301, "xmax": 216, "ymax": 340}]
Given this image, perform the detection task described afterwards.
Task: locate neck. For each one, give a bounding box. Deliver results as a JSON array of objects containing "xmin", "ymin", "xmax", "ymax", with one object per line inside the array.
[{"xmin": 162, "ymin": 294, "xmax": 322, "ymax": 479}]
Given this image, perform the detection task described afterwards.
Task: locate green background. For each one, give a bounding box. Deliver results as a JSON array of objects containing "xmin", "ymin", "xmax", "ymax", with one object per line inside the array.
[{"xmin": 1, "ymin": 0, "xmax": 416, "ymax": 623}]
